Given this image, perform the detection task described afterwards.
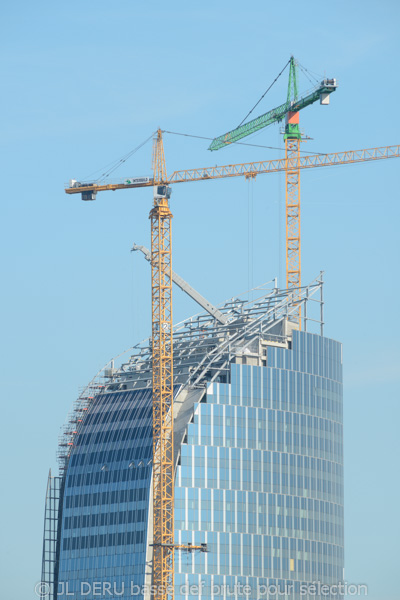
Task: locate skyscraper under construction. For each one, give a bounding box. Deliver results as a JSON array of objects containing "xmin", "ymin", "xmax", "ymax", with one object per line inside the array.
[{"xmin": 41, "ymin": 274, "xmax": 343, "ymax": 600}]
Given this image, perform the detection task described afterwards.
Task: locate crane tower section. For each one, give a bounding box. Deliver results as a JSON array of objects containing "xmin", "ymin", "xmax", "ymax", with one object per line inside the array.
[
  {"xmin": 283, "ymin": 58, "xmax": 335, "ymax": 323},
  {"xmin": 284, "ymin": 59, "xmax": 302, "ymax": 321},
  {"xmin": 151, "ymin": 130, "xmax": 175, "ymax": 600},
  {"xmin": 285, "ymin": 118, "xmax": 301, "ymax": 295}
]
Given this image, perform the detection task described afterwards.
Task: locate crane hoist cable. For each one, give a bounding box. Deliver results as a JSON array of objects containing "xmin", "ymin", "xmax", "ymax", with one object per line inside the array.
[
  {"xmin": 297, "ymin": 63, "xmax": 318, "ymax": 88},
  {"xmin": 163, "ymin": 129, "xmax": 327, "ymax": 156},
  {"xmin": 81, "ymin": 132, "xmax": 154, "ymax": 182},
  {"xmin": 296, "ymin": 61, "xmax": 323, "ymax": 83},
  {"xmin": 237, "ymin": 57, "xmax": 291, "ymax": 127},
  {"xmin": 98, "ymin": 133, "xmax": 154, "ymax": 181},
  {"xmin": 297, "ymin": 60, "xmax": 324, "ymax": 87}
]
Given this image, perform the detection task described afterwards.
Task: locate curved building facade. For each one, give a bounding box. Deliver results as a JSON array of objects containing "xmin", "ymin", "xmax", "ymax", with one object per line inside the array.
[
  {"xmin": 175, "ymin": 333, "xmax": 343, "ymax": 599},
  {"xmin": 41, "ymin": 276, "xmax": 344, "ymax": 600},
  {"xmin": 57, "ymin": 388, "xmax": 153, "ymax": 596}
]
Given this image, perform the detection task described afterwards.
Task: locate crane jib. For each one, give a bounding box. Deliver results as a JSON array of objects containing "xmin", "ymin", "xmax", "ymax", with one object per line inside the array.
[
  {"xmin": 64, "ymin": 178, "xmax": 154, "ymax": 197},
  {"xmin": 168, "ymin": 145, "xmax": 400, "ymax": 184},
  {"xmin": 64, "ymin": 145, "xmax": 400, "ymax": 195},
  {"xmin": 208, "ymin": 79, "xmax": 338, "ymax": 151}
]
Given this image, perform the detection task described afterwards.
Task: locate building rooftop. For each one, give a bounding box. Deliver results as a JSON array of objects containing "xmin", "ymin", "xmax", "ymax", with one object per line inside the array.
[{"xmin": 57, "ymin": 273, "xmax": 325, "ymax": 472}]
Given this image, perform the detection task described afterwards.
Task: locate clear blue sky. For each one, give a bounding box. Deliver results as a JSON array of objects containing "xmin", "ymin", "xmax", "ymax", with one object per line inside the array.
[{"xmin": 1, "ymin": 1, "xmax": 399, "ymax": 599}]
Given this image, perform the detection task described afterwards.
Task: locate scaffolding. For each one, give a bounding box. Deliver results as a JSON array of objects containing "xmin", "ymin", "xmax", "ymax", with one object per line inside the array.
[{"xmin": 41, "ymin": 470, "xmax": 62, "ymax": 600}]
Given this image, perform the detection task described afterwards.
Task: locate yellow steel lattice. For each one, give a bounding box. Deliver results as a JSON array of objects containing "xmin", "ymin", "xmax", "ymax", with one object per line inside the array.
[
  {"xmin": 150, "ymin": 131, "xmax": 175, "ymax": 600},
  {"xmin": 285, "ymin": 137, "xmax": 301, "ymax": 325}
]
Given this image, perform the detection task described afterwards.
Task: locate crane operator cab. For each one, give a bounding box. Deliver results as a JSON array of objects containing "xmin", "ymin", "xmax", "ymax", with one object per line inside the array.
[
  {"xmin": 81, "ymin": 187, "xmax": 97, "ymax": 201},
  {"xmin": 153, "ymin": 185, "xmax": 172, "ymax": 202}
]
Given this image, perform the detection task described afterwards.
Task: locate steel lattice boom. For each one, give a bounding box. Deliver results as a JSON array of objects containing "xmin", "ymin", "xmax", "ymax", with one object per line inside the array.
[
  {"xmin": 208, "ymin": 57, "xmax": 337, "ymax": 151},
  {"xmin": 170, "ymin": 145, "xmax": 400, "ymax": 183},
  {"xmin": 65, "ymin": 144, "xmax": 400, "ymax": 193}
]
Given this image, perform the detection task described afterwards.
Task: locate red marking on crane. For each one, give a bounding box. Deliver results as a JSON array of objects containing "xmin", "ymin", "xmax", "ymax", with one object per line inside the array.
[{"xmin": 286, "ymin": 111, "xmax": 299, "ymax": 124}]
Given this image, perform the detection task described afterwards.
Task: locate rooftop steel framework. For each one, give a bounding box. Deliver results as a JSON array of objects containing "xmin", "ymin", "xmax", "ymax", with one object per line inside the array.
[{"xmin": 57, "ymin": 274, "xmax": 325, "ymax": 473}]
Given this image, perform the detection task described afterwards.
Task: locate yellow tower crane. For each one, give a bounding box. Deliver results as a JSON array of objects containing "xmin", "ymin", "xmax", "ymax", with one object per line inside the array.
[
  {"xmin": 150, "ymin": 131, "xmax": 175, "ymax": 599},
  {"xmin": 66, "ymin": 135, "xmax": 400, "ymax": 600}
]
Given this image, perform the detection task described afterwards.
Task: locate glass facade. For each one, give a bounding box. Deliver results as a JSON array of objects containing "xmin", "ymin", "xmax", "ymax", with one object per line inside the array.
[
  {"xmin": 174, "ymin": 330, "xmax": 343, "ymax": 599},
  {"xmin": 57, "ymin": 388, "xmax": 153, "ymax": 599},
  {"xmin": 45, "ymin": 322, "xmax": 343, "ymax": 599}
]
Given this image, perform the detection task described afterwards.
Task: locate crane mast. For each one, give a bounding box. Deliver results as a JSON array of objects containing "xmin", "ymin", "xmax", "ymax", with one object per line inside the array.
[
  {"xmin": 284, "ymin": 58, "xmax": 302, "ymax": 321},
  {"xmin": 285, "ymin": 132, "xmax": 301, "ymax": 318},
  {"xmin": 150, "ymin": 130, "xmax": 174, "ymax": 600}
]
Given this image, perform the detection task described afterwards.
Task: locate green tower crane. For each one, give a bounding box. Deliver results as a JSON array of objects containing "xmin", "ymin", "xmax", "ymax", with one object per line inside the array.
[{"xmin": 208, "ymin": 57, "xmax": 338, "ymax": 326}]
